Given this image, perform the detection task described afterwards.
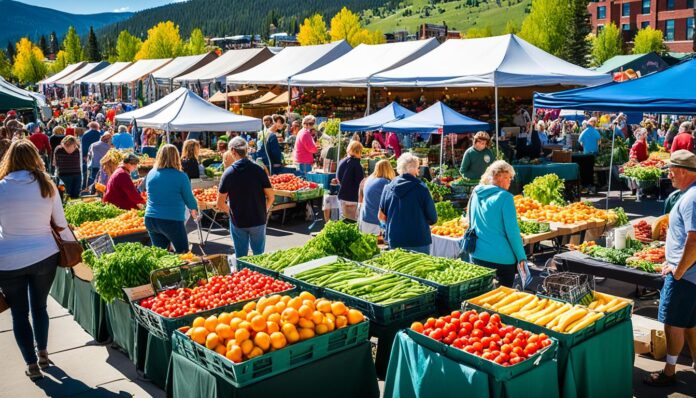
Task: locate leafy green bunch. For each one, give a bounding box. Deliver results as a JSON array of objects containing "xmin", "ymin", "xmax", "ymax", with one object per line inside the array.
[
  {"xmin": 522, "ymin": 174, "xmax": 565, "ymax": 206},
  {"xmin": 64, "ymin": 201, "xmax": 124, "ymax": 227}
]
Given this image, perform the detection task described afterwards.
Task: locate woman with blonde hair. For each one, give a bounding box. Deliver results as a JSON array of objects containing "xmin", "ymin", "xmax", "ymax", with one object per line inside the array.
[
  {"xmin": 0, "ymin": 140, "xmax": 70, "ymax": 380},
  {"xmin": 144, "ymin": 144, "xmax": 198, "ymax": 253},
  {"xmin": 181, "ymin": 139, "xmax": 201, "ymax": 179},
  {"xmin": 336, "ymin": 140, "xmax": 365, "ymax": 220},
  {"xmin": 358, "ymin": 159, "xmax": 395, "ymax": 234},
  {"xmin": 466, "ymin": 160, "xmax": 526, "ymax": 287}
]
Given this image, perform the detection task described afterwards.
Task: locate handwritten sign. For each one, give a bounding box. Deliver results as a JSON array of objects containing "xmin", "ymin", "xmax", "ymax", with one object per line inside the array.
[
  {"xmin": 87, "ymin": 234, "xmax": 115, "ymax": 258},
  {"xmin": 123, "ymin": 284, "xmax": 155, "ymax": 302}
]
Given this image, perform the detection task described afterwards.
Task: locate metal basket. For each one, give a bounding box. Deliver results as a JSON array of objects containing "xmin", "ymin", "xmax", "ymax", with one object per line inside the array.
[{"xmin": 541, "ymin": 272, "xmax": 595, "ymax": 305}]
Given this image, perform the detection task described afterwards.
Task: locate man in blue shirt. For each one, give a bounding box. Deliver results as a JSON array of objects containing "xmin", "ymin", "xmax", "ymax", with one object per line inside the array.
[
  {"xmin": 80, "ymin": 121, "xmax": 102, "ymax": 188},
  {"xmin": 578, "ymin": 117, "xmax": 602, "ymax": 154},
  {"xmin": 112, "ymin": 125, "xmax": 134, "ymax": 150},
  {"xmin": 645, "ymin": 150, "xmax": 696, "ymax": 387}
]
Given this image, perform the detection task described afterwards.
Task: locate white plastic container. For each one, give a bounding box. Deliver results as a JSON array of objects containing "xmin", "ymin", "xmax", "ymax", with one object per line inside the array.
[{"xmin": 613, "ymin": 225, "xmax": 634, "ymax": 250}]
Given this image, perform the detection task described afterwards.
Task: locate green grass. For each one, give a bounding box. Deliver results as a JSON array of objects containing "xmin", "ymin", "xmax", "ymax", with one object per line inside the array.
[{"xmin": 363, "ymin": 0, "xmax": 531, "ymax": 36}]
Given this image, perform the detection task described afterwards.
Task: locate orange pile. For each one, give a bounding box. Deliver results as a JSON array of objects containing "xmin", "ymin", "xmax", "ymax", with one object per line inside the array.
[
  {"xmin": 514, "ymin": 196, "xmax": 610, "ymax": 224},
  {"xmin": 181, "ymin": 291, "xmax": 365, "ymax": 363},
  {"xmin": 74, "ymin": 210, "xmax": 146, "ymax": 239},
  {"xmin": 193, "ymin": 188, "xmax": 218, "ymax": 203},
  {"xmin": 431, "ymin": 218, "xmax": 468, "ymax": 238}
]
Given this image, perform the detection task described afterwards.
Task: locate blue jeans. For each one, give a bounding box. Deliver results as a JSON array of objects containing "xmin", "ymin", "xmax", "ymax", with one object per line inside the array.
[
  {"xmin": 298, "ymin": 163, "xmax": 312, "ymax": 178},
  {"xmin": 230, "ymin": 224, "xmax": 266, "ymax": 257},
  {"xmin": 81, "ymin": 161, "xmax": 88, "ymax": 188},
  {"xmin": 392, "ymin": 245, "xmax": 431, "ymax": 255},
  {"xmin": 87, "ymin": 167, "xmax": 100, "ymax": 192},
  {"xmin": 145, "ymin": 217, "xmax": 189, "ymax": 253},
  {"xmin": 60, "ymin": 173, "xmax": 81, "ymax": 199},
  {"xmin": 470, "ymin": 257, "xmax": 517, "ymax": 288},
  {"xmin": 0, "ymin": 253, "xmax": 58, "ymax": 364}
]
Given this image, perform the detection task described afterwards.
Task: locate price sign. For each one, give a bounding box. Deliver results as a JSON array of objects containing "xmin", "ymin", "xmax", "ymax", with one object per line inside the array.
[
  {"xmin": 123, "ymin": 284, "xmax": 155, "ymax": 302},
  {"xmin": 87, "ymin": 234, "xmax": 115, "ymax": 258}
]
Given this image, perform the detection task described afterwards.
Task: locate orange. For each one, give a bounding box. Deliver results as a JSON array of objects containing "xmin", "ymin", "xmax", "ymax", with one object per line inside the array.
[
  {"xmin": 315, "ymin": 323, "xmax": 329, "ymax": 335},
  {"xmin": 315, "ymin": 299, "xmax": 331, "ymax": 313},
  {"xmin": 298, "ymin": 318, "xmax": 314, "ymax": 329},
  {"xmin": 254, "ymin": 332, "xmax": 271, "ymax": 351},
  {"xmin": 298, "ymin": 305, "xmax": 313, "ymax": 319},
  {"xmin": 205, "ymin": 333, "xmax": 220, "ymax": 350},
  {"xmin": 324, "ymin": 318, "xmax": 335, "ymax": 332},
  {"xmin": 298, "ymin": 328, "xmax": 315, "ymax": 341},
  {"xmin": 250, "ymin": 315, "xmax": 266, "ymax": 332},
  {"xmin": 226, "ymin": 345, "xmax": 243, "ymax": 363},
  {"xmin": 229, "ymin": 318, "xmax": 242, "ymax": 331},
  {"xmin": 246, "ymin": 310, "xmax": 261, "ymax": 322},
  {"xmin": 238, "ymin": 320, "xmax": 251, "ymax": 331},
  {"xmin": 335, "ymin": 315, "xmax": 348, "ymax": 329},
  {"xmin": 347, "ymin": 309, "xmax": 364, "ymax": 325},
  {"xmin": 274, "ymin": 301, "xmax": 287, "ymax": 313},
  {"xmin": 262, "ymin": 306, "xmax": 277, "ymax": 318},
  {"xmin": 267, "ymin": 295, "xmax": 281, "ymax": 305},
  {"xmin": 281, "ymin": 295, "xmax": 292, "ymax": 305},
  {"xmin": 267, "ymin": 313, "xmax": 281, "ymax": 324},
  {"xmin": 235, "ymin": 328, "xmax": 250, "ymax": 342},
  {"xmin": 204, "ymin": 316, "xmax": 219, "ymax": 332},
  {"xmin": 216, "ymin": 324, "xmax": 233, "ymax": 339},
  {"xmin": 287, "ymin": 297, "xmax": 302, "ymax": 310},
  {"xmin": 226, "ymin": 339, "xmax": 237, "ymax": 351},
  {"xmin": 217, "ymin": 312, "xmax": 233, "ymax": 325},
  {"xmin": 311, "ymin": 311, "xmax": 324, "ymax": 325},
  {"xmin": 243, "ymin": 301, "xmax": 256, "ymax": 313},
  {"xmin": 191, "ymin": 327, "xmax": 208, "ymax": 345},
  {"xmin": 255, "ymin": 297, "xmax": 268, "ymax": 313},
  {"xmin": 281, "ymin": 308, "xmax": 299, "ymax": 324},
  {"xmin": 247, "ymin": 346, "xmax": 264, "ymax": 359},
  {"xmin": 191, "ymin": 316, "xmax": 206, "ymax": 328},
  {"xmin": 240, "ymin": 339, "xmax": 254, "ymax": 356},
  {"xmin": 214, "ymin": 344, "xmax": 227, "ymax": 356},
  {"xmin": 270, "ymin": 331, "xmax": 287, "ymax": 349},
  {"xmin": 411, "ymin": 321, "xmax": 424, "ymax": 333},
  {"xmin": 302, "ymin": 300, "xmax": 315, "ymax": 311},
  {"xmin": 299, "ymin": 291, "xmax": 316, "ymax": 302},
  {"xmin": 266, "ymin": 321, "xmax": 280, "ymax": 334}
]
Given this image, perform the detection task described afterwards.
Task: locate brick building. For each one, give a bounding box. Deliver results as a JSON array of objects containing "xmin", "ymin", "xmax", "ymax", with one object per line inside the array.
[{"xmin": 588, "ymin": 0, "xmax": 695, "ymax": 52}]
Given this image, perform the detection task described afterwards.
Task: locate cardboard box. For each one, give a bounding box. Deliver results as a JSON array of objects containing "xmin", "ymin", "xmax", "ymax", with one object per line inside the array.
[
  {"xmin": 633, "ymin": 315, "xmax": 666, "ymax": 359},
  {"xmin": 72, "ymin": 262, "xmax": 94, "ymax": 282}
]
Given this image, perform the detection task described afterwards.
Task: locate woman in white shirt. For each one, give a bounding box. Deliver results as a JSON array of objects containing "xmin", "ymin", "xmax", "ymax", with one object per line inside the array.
[{"xmin": 0, "ymin": 139, "xmax": 69, "ymax": 380}]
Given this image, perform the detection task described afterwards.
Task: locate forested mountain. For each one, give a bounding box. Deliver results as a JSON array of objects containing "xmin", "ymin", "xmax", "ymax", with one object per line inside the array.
[
  {"xmin": 98, "ymin": 0, "xmax": 393, "ymax": 39},
  {"xmin": 0, "ymin": 0, "xmax": 132, "ymax": 47}
]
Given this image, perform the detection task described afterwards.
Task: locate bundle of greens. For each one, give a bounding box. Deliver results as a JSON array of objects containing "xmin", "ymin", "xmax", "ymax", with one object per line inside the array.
[
  {"xmin": 622, "ymin": 165, "xmax": 663, "ymax": 181},
  {"xmin": 434, "ymin": 201, "xmax": 461, "ymax": 226},
  {"xmin": 241, "ymin": 246, "xmax": 327, "ymax": 272},
  {"xmin": 425, "ymin": 181, "xmax": 451, "ymax": 202},
  {"xmin": 305, "ymin": 221, "xmax": 379, "ymax": 261},
  {"xmin": 518, "ymin": 219, "xmax": 551, "ymax": 235},
  {"xmin": 522, "ymin": 174, "xmax": 565, "ymax": 206},
  {"xmin": 611, "ymin": 207, "xmax": 629, "ymax": 227},
  {"xmin": 64, "ymin": 201, "xmax": 124, "ymax": 227}
]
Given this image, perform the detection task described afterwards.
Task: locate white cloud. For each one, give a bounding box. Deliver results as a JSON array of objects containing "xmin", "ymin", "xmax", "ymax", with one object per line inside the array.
[{"xmin": 113, "ymin": 6, "xmax": 130, "ymax": 12}]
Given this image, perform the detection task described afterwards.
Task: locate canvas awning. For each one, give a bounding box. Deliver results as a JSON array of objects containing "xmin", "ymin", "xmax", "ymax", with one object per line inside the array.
[
  {"xmin": 151, "ymin": 53, "xmax": 218, "ymax": 85},
  {"xmin": 0, "ymin": 77, "xmax": 36, "ymax": 110},
  {"xmin": 381, "ymin": 101, "xmax": 489, "ymax": 134},
  {"xmin": 290, "ymin": 39, "xmax": 439, "ymax": 87},
  {"xmin": 247, "ymin": 91, "xmax": 279, "ymax": 105},
  {"xmin": 54, "ymin": 62, "xmax": 110, "ymax": 86},
  {"xmin": 371, "ymin": 34, "xmax": 611, "ymax": 88},
  {"xmin": 116, "ymin": 87, "xmax": 261, "ymax": 131},
  {"xmin": 340, "ymin": 102, "xmax": 415, "ymax": 131},
  {"xmin": 174, "ymin": 48, "xmax": 274, "ymax": 85},
  {"xmin": 209, "ymin": 89, "xmax": 259, "ymax": 102},
  {"xmin": 0, "ymin": 76, "xmax": 46, "ymax": 107},
  {"xmin": 75, "ymin": 62, "xmax": 132, "ymax": 84},
  {"xmin": 38, "ymin": 62, "xmax": 87, "ymax": 85},
  {"xmin": 105, "ymin": 59, "xmax": 173, "ymax": 85},
  {"xmin": 594, "ymin": 52, "xmax": 668, "ymax": 75},
  {"xmin": 226, "ymin": 40, "xmax": 352, "ymax": 86}
]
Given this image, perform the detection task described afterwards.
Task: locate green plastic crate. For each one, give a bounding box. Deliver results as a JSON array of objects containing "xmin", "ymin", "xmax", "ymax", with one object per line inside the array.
[
  {"xmin": 171, "ymin": 320, "xmax": 369, "ymax": 387},
  {"xmin": 235, "ymin": 259, "xmax": 281, "ymax": 279},
  {"xmin": 538, "ymin": 293, "xmax": 633, "ymax": 330},
  {"xmin": 406, "ymin": 328, "xmax": 557, "ymax": 382},
  {"xmin": 292, "ymin": 187, "xmax": 324, "ymax": 202}
]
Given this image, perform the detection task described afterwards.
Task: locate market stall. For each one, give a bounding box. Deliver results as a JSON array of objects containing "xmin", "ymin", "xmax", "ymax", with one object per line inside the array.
[
  {"xmin": 147, "ymin": 52, "xmax": 218, "ymax": 101},
  {"xmin": 38, "ymin": 61, "xmax": 87, "ymax": 97},
  {"xmin": 53, "ymin": 61, "xmax": 109, "ymax": 98},
  {"xmin": 74, "ymin": 62, "xmax": 132, "ymax": 98},
  {"xmin": 104, "ymin": 58, "xmax": 174, "ymax": 103}
]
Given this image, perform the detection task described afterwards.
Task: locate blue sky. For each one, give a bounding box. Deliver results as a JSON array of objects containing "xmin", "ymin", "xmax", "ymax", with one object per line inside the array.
[{"xmin": 19, "ymin": 0, "xmax": 184, "ymax": 14}]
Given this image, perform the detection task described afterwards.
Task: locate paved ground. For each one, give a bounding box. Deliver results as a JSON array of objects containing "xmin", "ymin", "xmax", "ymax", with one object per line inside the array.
[{"xmin": 1, "ymin": 191, "xmax": 694, "ymax": 397}]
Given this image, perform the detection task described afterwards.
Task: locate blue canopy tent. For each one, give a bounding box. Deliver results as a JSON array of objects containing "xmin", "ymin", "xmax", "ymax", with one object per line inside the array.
[
  {"xmin": 533, "ymin": 59, "xmax": 696, "ymax": 114},
  {"xmin": 340, "ymin": 102, "xmax": 415, "ymax": 132},
  {"xmin": 381, "ymin": 101, "xmax": 490, "ymax": 173}
]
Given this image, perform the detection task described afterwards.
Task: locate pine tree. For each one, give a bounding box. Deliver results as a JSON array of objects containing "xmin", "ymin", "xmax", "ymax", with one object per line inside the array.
[
  {"xmin": 561, "ymin": 0, "xmax": 592, "ymax": 67},
  {"xmin": 49, "ymin": 31, "xmax": 59, "ymax": 55},
  {"xmin": 6, "ymin": 41, "xmax": 15, "ymax": 64},
  {"xmin": 86, "ymin": 26, "xmax": 101, "ymax": 61},
  {"xmin": 39, "ymin": 35, "xmax": 48, "ymax": 55}
]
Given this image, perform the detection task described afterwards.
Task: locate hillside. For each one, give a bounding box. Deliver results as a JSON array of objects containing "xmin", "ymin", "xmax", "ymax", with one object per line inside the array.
[
  {"xmin": 98, "ymin": 0, "xmax": 393, "ymax": 40},
  {"xmin": 0, "ymin": 0, "xmax": 132, "ymax": 47},
  {"xmin": 363, "ymin": 0, "xmax": 531, "ymax": 36}
]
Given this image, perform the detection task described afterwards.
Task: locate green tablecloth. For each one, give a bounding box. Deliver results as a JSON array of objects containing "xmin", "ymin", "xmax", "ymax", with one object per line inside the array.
[
  {"xmin": 513, "ymin": 163, "xmax": 580, "ymax": 186},
  {"xmin": 49, "ymin": 268, "xmax": 74, "ymax": 312},
  {"xmin": 372, "ymin": 312, "xmax": 436, "ymax": 380},
  {"xmin": 71, "ymin": 277, "xmax": 108, "ymax": 342},
  {"xmin": 171, "ymin": 341, "xmax": 379, "ymax": 398},
  {"xmin": 105, "ymin": 299, "xmax": 139, "ymax": 363},
  {"xmin": 144, "ymin": 332, "xmax": 172, "ymax": 390},
  {"xmin": 384, "ymin": 331, "xmax": 559, "ymax": 398}
]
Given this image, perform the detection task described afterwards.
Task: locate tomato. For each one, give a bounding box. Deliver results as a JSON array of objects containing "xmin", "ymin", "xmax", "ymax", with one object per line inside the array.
[
  {"xmin": 501, "ymin": 344, "xmax": 512, "ymax": 354},
  {"xmin": 472, "ymin": 342, "xmax": 483, "ymax": 352},
  {"xmin": 481, "ymin": 337, "xmax": 492, "ymax": 347},
  {"xmin": 461, "ymin": 322, "xmax": 473, "ymax": 334},
  {"xmin": 509, "ymin": 357, "xmax": 522, "ymax": 365},
  {"xmin": 540, "ymin": 339, "xmax": 552, "ymax": 348},
  {"xmin": 478, "ymin": 311, "xmax": 491, "ymax": 324},
  {"xmin": 494, "ymin": 355, "xmax": 505, "ymax": 364},
  {"xmin": 430, "ymin": 329, "xmax": 443, "ymax": 341},
  {"xmin": 450, "ymin": 310, "xmax": 462, "ymax": 318},
  {"xmin": 435, "ymin": 319, "xmax": 446, "ymax": 329},
  {"xmin": 471, "ymin": 329, "xmax": 484, "ymax": 339},
  {"xmin": 474, "ymin": 320, "xmax": 485, "ymax": 330},
  {"xmin": 490, "ymin": 314, "xmax": 501, "ymax": 325}
]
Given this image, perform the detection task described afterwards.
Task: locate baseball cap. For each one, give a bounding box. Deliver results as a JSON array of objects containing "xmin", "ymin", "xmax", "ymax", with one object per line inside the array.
[
  {"xmin": 25, "ymin": 122, "xmax": 37, "ymax": 132},
  {"xmin": 229, "ymin": 136, "xmax": 248, "ymax": 151},
  {"xmin": 667, "ymin": 150, "xmax": 696, "ymax": 172}
]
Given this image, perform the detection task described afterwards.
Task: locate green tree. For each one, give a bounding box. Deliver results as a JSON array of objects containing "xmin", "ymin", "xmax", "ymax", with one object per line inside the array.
[
  {"xmin": 466, "ymin": 26, "xmax": 493, "ymax": 38},
  {"xmin": 0, "ymin": 50, "xmax": 12, "ymax": 80},
  {"xmin": 136, "ymin": 21, "xmax": 184, "ymax": 60},
  {"xmin": 38, "ymin": 35, "xmax": 48, "ymax": 55},
  {"xmin": 560, "ymin": 0, "xmax": 592, "ymax": 67},
  {"xmin": 85, "ymin": 26, "xmax": 101, "ymax": 61},
  {"xmin": 632, "ymin": 26, "xmax": 666, "ymax": 54},
  {"xmin": 6, "ymin": 41, "xmax": 15, "ymax": 64},
  {"xmin": 519, "ymin": 0, "xmax": 569, "ymax": 57},
  {"xmin": 62, "ymin": 26, "xmax": 84, "ymax": 64},
  {"xmin": 115, "ymin": 30, "xmax": 142, "ymax": 61},
  {"xmin": 504, "ymin": 21, "xmax": 519, "ymax": 34},
  {"xmin": 297, "ymin": 14, "xmax": 330, "ymax": 45},
  {"xmin": 330, "ymin": 7, "xmax": 386, "ymax": 46},
  {"xmin": 51, "ymin": 50, "xmax": 68, "ymax": 74},
  {"xmin": 48, "ymin": 31, "xmax": 58, "ymax": 55},
  {"xmin": 12, "ymin": 38, "xmax": 47, "ymax": 84},
  {"xmin": 591, "ymin": 23, "xmax": 623, "ymax": 67},
  {"xmin": 184, "ymin": 28, "xmax": 207, "ymax": 55}
]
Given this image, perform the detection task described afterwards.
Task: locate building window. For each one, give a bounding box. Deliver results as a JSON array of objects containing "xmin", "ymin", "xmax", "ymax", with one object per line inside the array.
[
  {"xmin": 642, "ymin": 0, "xmax": 650, "ymax": 14},
  {"xmin": 597, "ymin": 25, "xmax": 605, "ymax": 34},
  {"xmin": 597, "ymin": 6, "xmax": 606, "ymax": 19},
  {"xmin": 622, "ymin": 3, "xmax": 630, "ymax": 17},
  {"xmin": 641, "ymin": 21, "xmax": 650, "ymax": 29},
  {"xmin": 688, "ymin": 17, "xmax": 695, "ymax": 41},
  {"xmin": 666, "ymin": 0, "xmax": 675, "ymax": 10},
  {"xmin": 665, "ymin": 19, "xmax": 675, "ymax": 41},
  {"xmin": 622, "ymin": 24, "xmax": 631, "ymax": 32},
  {"xmin": 688, "ymin": 0, "xmax": 694, "ymax": 8}
]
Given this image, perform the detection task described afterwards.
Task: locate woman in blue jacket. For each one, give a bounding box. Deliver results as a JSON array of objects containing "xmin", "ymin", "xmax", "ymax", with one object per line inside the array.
[
  {"xmin": 145, "ymin": 145, "xmax": 199, "ymax": 253},
  {"xmin": 379, "ymin": 153, "xmax": 437, "ymax": 254},
  {"xmin": 358, "ymin": 159, "xmax": 395, "ymax": 234},
  {"xmin": 466, "ymin": 160, "xmax": 526, "ymax": 287}
]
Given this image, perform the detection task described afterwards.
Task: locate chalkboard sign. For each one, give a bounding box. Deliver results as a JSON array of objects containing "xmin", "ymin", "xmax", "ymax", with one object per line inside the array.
[{"xmin": 87, "ymin": 234, "xmax": 115, "ymax": 258}]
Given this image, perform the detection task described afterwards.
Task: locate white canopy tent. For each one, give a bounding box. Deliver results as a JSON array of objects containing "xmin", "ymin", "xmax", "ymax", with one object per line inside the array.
[
  {"xmin": 116, "ymin": 87, "xmax": 261, "ymax": 132},
  {"xmin": 75, "ymin": 62, "xmax": 132, "ymax": 85},
  {"xmin": 174, "ymin": 48, "xmax": 274, "ymax": 86},
  {"xmin": 370, "ymin": 34, "xmax": 612, "ymax": 147},
  {"xmin": 105, "ymin": 58, "xmax": 173, "ymax": 85},
  {"xmin": 226, "ymin": 40, "xmax": 353, "ymax": 86},
  {"xmin": 38, "ymin": 62, "xmax": 87, "ymax": 86},
  {"xmin": 54, "ymin": 62, "xmax": 109, "ymax": 86},
  {"xmin": 151, "ymin": 52, "xmax": 218, "ymax": 86}
]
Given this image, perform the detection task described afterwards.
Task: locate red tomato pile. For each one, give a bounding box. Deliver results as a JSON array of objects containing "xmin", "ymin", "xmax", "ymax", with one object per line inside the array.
[
  {"xmin": 411, "ymin": 310, "xmax": 552, "ymax": 367},
  {"xmin": 633, "ymin": 246, "xmax": 665, "ymax": 264},
  {"xmin": 269, "ymin": 174, "xmax": 318, "ymax": 191},
  {"xmin": 139, "ymin": 269, "xmax": 294, "ymax": 318},
  {"xmin": 634, "ymin": 220, "xmax": 652, "ymax": 242},
  {"xmin": 193, "ymin": 188, "xmax": 218, "ymax": 203}
]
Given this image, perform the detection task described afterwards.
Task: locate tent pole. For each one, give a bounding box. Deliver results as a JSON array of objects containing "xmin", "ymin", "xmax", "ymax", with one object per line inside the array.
[
  {"xmin": 225, "ymin": 83, "xmax": 229, "ymax": 112},
  {"xmin": 439, "ymin": 134, "xmax": 444, "ymax": 178},
  {"xmin": 494, "ymin": 85, "xmax": 499, "ymax": 153},
  {"xmin": 606, "ymin": 131, "xmax": 616, "ymax": 210},
  {"xmin": 287, "ymin": 78, "xmax": 292, "ymax": 111},
  {"xmin": 366, "ymin": 85, "xmax": 371, "ymax": 116}
]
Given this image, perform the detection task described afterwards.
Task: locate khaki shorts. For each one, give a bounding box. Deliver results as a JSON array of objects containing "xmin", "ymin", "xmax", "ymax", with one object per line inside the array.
[{"xmin": 340, "ymin": 200, "xmax": 358, "ymax": 221}]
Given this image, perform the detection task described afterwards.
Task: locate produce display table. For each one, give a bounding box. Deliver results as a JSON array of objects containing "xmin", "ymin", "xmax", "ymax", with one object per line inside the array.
[
  {"xmin": 71, "ymin": 277, "xmax": 109, "ymax": 342},
  {"xmin": 144, "ymin": 332, "xmax": 172, "ymax": 389},
  {"xmin": 384, "ymin": 331, "xmax": 560, "ymax": 398},
  {"xmin": 513, "ymin": 163, "xmax": 579, "ymax": 187},
  {"xmin": 105, "ymin": 299, "xmax": 141, "ymax": 365},
  {"xmin": 305, "ymin": 171, "xmax": 335, "ymax": 189},
  {"xmin": 429, "ymin": 234, "xmax": 462, "ymax": 259},
  {"xmin": 171, "ymin": 341, "xmax": 379, "ymax": 398},
  {"xmin": 50, "ymin": 267, "xmax": 75, "ymax": 312},
  {"xmin": 554, "ymin": 251, "xmax": 663, "ymax": 290}
]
